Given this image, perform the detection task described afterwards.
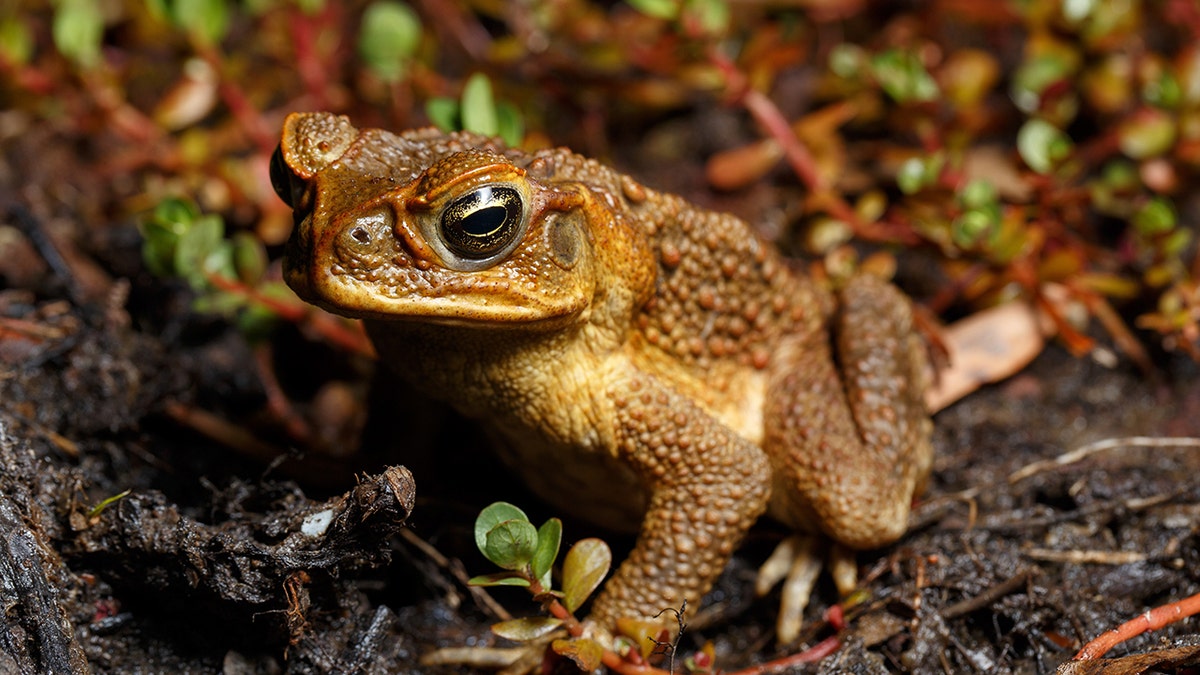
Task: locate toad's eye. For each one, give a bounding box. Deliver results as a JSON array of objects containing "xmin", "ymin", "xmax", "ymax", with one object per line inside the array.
[{"xmin": 439, "ymin": 185, "xmax": 525, "ymax": 259}]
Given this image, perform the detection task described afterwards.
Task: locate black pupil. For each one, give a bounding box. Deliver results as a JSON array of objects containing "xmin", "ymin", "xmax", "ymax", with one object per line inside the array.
[
  {"xmin": 461, "ymin": 205, "xmax": 507, "ymax": 237},
  {"xmin": 441, "ymin": 186, "xmax": 523, "ymax": 259}
]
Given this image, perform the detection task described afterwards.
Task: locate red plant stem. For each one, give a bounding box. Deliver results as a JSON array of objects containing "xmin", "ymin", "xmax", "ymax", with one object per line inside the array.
[
  {"xmin": 708, "ymin": 49, "xmax": 823, "ymax": 192},
  {"xmin": 545, "ymin": 598, "xmax": 583, "ymax": 636},
  {"xmin": 0, "ymin": 58, "xmax": 55, "ymax": 95},
  {"xmin": 708, "ymin": 49, "xmax": 908, "ymax": 243},
  {"xmin": 602, "ymin": 650, "xmax": 665, "ymax": 674},
  {"xmin": 253, "ymin": 343, "xmax": 314, "ymax": 443},
  {"xmin": 197, "ymin": 46, "xmax": 276, "ymax": 153},
  {"xmin": 525, "ymin": 575, "xmax": 586, "ymax": 638},
  {"xmin": 1073, "ymin": 590, "xmax": 1200, "ymax": 660},
  {"xmin": 205, "ymin": 273, "xmax": 375, "ymax": 358},
  {"xmin": 289, "ymin": 6, "xmax": 333, "ymax": 110},
  {"xmin": 723, "ymin": 636, "xmax": 842, "ymax": 674}
]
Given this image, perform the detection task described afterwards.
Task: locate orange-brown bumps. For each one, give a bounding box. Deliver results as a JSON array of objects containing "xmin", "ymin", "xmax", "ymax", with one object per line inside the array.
[{"xmin": 273, "ymin": 112, "xmax": 933, "ymax": 637}]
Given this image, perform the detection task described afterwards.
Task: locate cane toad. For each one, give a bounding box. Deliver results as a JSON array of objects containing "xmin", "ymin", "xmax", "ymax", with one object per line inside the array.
[{"xmin": 272, "ymin": 112, "xmax": 933, "ymax": 641}]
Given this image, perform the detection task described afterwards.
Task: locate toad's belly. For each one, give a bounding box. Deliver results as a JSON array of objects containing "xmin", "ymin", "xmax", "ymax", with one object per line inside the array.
[{"xmin": 488, "ymin": 428, "xmax": 648, "ymax": 533}]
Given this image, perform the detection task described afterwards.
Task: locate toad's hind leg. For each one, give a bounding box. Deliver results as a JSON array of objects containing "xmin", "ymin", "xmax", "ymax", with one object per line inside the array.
[{"xmin": 760, "ymin": 273, "xmax": 933, "ymax": 640}]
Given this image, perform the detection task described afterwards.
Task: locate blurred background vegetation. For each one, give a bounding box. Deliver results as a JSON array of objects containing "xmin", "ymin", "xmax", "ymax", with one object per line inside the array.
[{"xmin": 3, "ymin": 0, "xmax": 1200, "ymax": 365}]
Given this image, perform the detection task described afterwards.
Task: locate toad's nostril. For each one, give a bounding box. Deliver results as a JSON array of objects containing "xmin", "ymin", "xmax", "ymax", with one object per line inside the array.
[{"xmin": 350, "ymin": 225, "xmax": 371, "ymax": 244}]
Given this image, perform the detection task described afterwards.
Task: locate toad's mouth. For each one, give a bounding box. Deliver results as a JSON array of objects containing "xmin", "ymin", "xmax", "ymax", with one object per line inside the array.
[{"xmin": 285, "ymin": 245, "xmax": 589, "ymax": 329}]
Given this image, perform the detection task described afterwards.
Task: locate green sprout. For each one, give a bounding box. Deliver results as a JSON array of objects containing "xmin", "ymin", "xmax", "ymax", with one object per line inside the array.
[
  {"xmin": 469, "ymin": 502, "xmax": 613, "ymax": 671},
  {"xmin": 425, "ymin": 73, "xmax": 525, "ymax": 146},
  {"xmin": 140, "ymin": 197, "xmax": 282, "ymax": 339},
  {"xmin": 87, "ymin": 489, "xmax": 132, "ymax": 519},
  {"xmin": 358, "ymin": 1, "xmax": 421, "ymax": 83}
]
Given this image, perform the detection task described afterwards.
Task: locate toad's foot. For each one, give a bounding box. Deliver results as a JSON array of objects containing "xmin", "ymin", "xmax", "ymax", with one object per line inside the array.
[{"xmin": 755, "ymin": 535, "xmax": 859, "ymax": 644}]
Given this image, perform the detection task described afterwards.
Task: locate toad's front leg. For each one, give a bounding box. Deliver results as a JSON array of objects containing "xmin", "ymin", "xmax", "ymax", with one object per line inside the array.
[{"xmin": 586, "ymin": 372, "xmax": 771, "ymax": 636}]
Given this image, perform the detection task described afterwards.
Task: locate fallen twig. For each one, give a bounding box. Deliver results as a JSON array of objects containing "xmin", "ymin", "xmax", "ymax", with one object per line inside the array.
[
  {"xmin": 1009, "ymin": 436, "xmax": 1200, "ymax": 484},
  {"xmin": 1024, "ymin": 549, "xmax": 1147, "ymax": 565},
  {"xmin": 941, "ymin": 569, "xmax": 1036, "ymax": 620}
]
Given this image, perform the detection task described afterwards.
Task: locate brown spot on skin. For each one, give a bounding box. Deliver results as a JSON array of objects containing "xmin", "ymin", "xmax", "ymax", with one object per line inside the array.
[
  {"xmin": 621, "ymin": 174, "xmax": 648, "ymax": 203},
  {"xmin": 661, "ymin": 242, "xmax": 682, "ymax": 268},
  {"xmin": 751, "ymin": 347, "xmax": 771, "ymax": 370}
]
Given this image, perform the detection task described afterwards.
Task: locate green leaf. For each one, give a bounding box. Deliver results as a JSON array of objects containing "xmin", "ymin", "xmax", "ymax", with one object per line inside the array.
[
  {"xmin": 959, "ymin": 179, "xmax": 997, "ymax": 210},
  {"xmin": 169, "ymin": 0, "xmax": 230, "ymax": 46},
  {"xmin": 174, "ymin": 213, "xmax": 226, "ymax": 289},
  {"xmin": 1143, "ymin": 71, "xmax": 1181, "ymax": 109},
  {"xmin": 468, "ymin": 572, "xmax": 532, "ymax": 588},
  {"xmin": 896, "ymin": 153, "xmax": 943, "ymax": 194},
  {"xmin": 495, "ymin": 101, "xmax": 524, "ymax": 147},
  {"xmin": 952, "ymin": 209, "xmax": 998, "ymax": 248},
  {"xmin": 1163, "ymin": 228, "xmax": 1192, "ymax": 256},
  {"xmin": 475, "ymin": 502, "xmax": 529, "ymax": 553},
  {"xmin": 532, "ymin": 518, "xmax": 562, "ymax": 589},
  {"xmin": 1133, "ymin": 197, "xmax": 1176, "ymax": 236},
  {"xmin": 829, "ymin": 43, "xmax": 865, "ymax": 79},
  {"xmin": 1017, "ymin": 119, "xmax": 1073, "ymax": 174},
  {"xmin": 485, "ymin": 519, "xmax": 539, "ymax": 571},
  {"xmin": 235, "ymin": 301, "xmax": 280, "ymax": 343},
  {"xmin": 552, "ymin": 638, "xmax": 605, "ymax": 672},
  {"xmin": 204, "ymin": 239, "xmax": 236, "ymax": 280},
  {"xmin": 0, "ymin": 17, "xmax": 33, "ymax": 64},
  {"xmin": 475, "ymin": 502, "xmax": 538, "ymax": 570},
  {"xmin": 871, "ymin": 49, "xmax": 939, "ymax": 103},
  {"xmin": 686, "ymin": 0, "xmax": 729, "ymax": 34},
  {"xmin": 896, "ymin": 158, "xmax": 927, "ymax": 194},
  {"xmin": 144, "ymin": 0, "xmax": 168, "ymax": 22},
  {"xmin": 1117, "ymin": 108, "xmax": 1177, "ymax": 160},
  {"xmin": 358, "ymin": 1, "xmax": 421, "ymax": 83},
  {"xmin": 141, "ymin": 223, "xmax": 179, "ymax": 277},
  {"xmin": 142, "ymin": 198, "xmax": 203, "ymax": 277},
  {"xmin": 491, "ymin": 617, "xmax": 563, "ymax": 641},
  {"xmin": 235, "ymin": 279, "xmax": 290, "ymax": 340},
  {"xmin": 1062, "ymin": 0, "xmax": 1097, "ymax": 23},
  {"xmin": 1011, "ymin": 55, "xmax": 1073, "ymax": 114},
  {"xmin": 232, "ymin": 231, "xmax": 267, "ymax": 285},
  {"xmin": 295, "ymin": 0, "xmax": 326, "ymax": 12},
  {"xmin": 153, "ymin": 197, "xmax": 202, "ymax": 230},
  {"xmin": 561, "ymin": 538, "xmax": 611, "ymax": 612},
  {"xmin": 627, "ymin": 0, "xmax": 680, "ymax": 20},
  {"xmin": 425, "ymin": 97, "xmax": 460, "ymax": 132},
  {"xmin": 191, "ymin": 287, "xmax": 244, "ymax": 315},
  {"xmin": 52, "ymin": 0, "xmax": 103, "ymax": 68},
  {"xmin": 460, "ymin": 73, "xmax": 498, "ymax": 137}
]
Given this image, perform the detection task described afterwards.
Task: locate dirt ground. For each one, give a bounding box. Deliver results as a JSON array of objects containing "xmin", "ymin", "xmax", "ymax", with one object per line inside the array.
[{"xmin": 2, "ymin": 120, "xmax": 1200, "ymax": 675}]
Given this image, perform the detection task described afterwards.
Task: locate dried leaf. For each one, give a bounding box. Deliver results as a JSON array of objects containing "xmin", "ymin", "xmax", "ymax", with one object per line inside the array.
[
  {"xmin": 925, "ymin": 301, "xmax": 1046, "ymax": 413},
  {"xmin": 491, "ymin": 617, "xmax": 563, "ymax": 642},
  {"xmin": 552, "ymin": 637, "xmax": 605, "ymax": 672}
]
